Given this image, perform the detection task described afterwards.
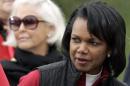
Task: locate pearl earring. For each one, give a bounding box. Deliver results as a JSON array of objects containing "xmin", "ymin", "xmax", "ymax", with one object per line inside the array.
[{"xmin": 107, "ymin": 53, "xmax": 111, "ymax": 58}]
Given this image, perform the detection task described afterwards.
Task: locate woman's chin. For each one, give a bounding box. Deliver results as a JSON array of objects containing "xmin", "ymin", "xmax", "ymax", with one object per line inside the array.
[{"xmin": 18, "ymin": 44, "xmax": 32, "ymax": 50}]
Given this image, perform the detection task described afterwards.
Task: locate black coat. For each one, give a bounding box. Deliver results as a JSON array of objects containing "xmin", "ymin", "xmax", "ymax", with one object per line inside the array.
[
  {"xmin": 1, "ymin": 46, "xmax": 64, "ymax": 86},
  {"xmin": 38, "ymin": 59, "xmax": 127, "ymax": 86}
]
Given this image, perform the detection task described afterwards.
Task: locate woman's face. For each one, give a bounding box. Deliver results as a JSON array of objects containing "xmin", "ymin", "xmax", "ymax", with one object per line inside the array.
[
  {"xmin": 69, "ymin": 17, "xmax": 109, "ymax": 74},
  {"xmin": 13, "ymin": 5, "xmax": 52, "ymax": 55}
]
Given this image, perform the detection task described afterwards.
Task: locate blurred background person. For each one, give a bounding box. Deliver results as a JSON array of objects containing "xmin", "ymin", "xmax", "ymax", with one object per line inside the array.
[
  {"xmin": 0, "ymin": 0, "xmax": 16, "ymax": 60},
  {"xmin": 1, "ymin": 0, "xmax": 65, "ymax": 86}
]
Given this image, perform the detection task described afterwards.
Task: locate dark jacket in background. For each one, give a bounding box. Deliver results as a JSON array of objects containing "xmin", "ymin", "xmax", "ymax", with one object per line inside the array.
[{"xmin": 1, "ymin": 46, "xmax": 63, "ymax": 86}]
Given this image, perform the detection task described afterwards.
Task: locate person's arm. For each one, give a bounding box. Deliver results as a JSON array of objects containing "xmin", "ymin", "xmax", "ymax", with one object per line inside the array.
[
  {"xmin": 0, "ymin": 64, "xmax": 9, "ymax": 86},
  {"xmin": 18, "ymin": 70, "xmax": 40, "ymax": 86}
]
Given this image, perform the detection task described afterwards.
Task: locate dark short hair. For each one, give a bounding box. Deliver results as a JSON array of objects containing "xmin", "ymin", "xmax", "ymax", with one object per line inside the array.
[{"xmin": 62, "ymin": 1, "xmax": 126, "ymax": 77}]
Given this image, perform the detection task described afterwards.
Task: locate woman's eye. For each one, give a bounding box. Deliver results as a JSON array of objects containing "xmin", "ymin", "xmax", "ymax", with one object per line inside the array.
[
  {"xmin": 91, "ymin": 41, "xmax": 98, "ymax": 45},
  {"xmin": 71, "ymin": 37, "xmax": 81, "ymax": 43},
  {"xmin": 88, "ymin": 40, "xmax": 99, "ymax": 46}
]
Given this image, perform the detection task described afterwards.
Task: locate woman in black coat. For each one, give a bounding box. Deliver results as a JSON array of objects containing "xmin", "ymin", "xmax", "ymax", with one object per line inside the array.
[{"xmin": 18, "ymin": 1, "xmax": 127, "ymax": 86}]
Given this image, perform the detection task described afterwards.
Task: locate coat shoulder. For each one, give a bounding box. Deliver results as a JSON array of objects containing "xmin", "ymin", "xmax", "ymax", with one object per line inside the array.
[
  {"xmin": 112, "ymin": 78, "xmax": 128, "ymax": 86},
  {"xmin": 38, "ymin": 60, "xmax": 67, "ymax": 71}
]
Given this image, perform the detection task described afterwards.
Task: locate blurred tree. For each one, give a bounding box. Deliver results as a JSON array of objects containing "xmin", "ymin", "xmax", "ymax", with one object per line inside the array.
[{"xmin": 54, "ymin": 0, "xmax": 88, "ymax": 20}]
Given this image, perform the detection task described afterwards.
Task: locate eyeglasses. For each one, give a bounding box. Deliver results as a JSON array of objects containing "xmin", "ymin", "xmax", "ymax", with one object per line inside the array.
[{"xmin": 9, "ymin": 15, "xmax": 47, "ymax": 31}]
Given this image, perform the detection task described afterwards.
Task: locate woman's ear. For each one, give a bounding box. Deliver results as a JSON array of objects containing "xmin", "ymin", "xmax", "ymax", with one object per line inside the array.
[
  {"xmin": 50, "ymin": 24, "xmax": 55, "ymax": 30},
  {"xmin": 48, "ymin": 24, "xmax": 55, "ymax": 37}
]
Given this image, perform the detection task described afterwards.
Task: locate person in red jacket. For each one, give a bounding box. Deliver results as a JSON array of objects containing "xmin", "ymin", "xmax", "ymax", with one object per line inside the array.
[
  {"xmin": 0, "ymin": 0, "xmax": 15, "ymax": 60},
  {"xmin": 18, "ymin": 1, "xmax": 127, "ymax": 86},
  {"xmin": 0, "ymin": 64, "xmax": 9, "ymax": 86},
  {"xmin": 0, "ymin": 34, "xmax": 11, "ymax": 60}
]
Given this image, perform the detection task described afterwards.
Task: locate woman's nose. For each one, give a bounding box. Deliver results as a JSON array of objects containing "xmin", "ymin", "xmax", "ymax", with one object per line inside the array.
[
  {"xmin": 18, "ymin": 23, "xmax": 26, "ymax": 31},
  {"xmin": 77, "ymin": 42, "xmax": 88, "ymax": 54}
]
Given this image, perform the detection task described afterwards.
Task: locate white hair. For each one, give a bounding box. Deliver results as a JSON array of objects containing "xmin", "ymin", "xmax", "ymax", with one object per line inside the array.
[{"xmin": 10, "ymin": 0, "xmax": 66, "ymax": 48}]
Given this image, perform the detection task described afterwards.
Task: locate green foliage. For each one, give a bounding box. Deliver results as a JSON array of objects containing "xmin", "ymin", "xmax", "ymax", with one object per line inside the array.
[{"xmin": 53, "ymin": 0, "xmax": 87, "ymax": 20}]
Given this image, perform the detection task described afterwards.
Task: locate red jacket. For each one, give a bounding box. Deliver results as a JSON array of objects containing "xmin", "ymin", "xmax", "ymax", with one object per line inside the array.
[
  {"xmin": 18, "ymin": 70, "xmax": 40, "ymax": 86},
  {"xmin": 0, "ymin": 64, "xmax": 9, "ymax": 86},
  {"xmin": 0, "ymin": 34, "xmax": 13, "ymax": 60}
]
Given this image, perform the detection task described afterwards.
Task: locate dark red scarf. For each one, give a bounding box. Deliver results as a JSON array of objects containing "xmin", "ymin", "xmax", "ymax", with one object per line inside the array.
[{"xmin": 77, "ymin": 67, "xmax": 109, "ymax": 86}]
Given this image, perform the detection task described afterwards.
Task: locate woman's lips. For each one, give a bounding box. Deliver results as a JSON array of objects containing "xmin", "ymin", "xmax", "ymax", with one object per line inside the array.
[
  {"xmin": 75, "ymin": 58, "xmax": 90, "ymax": 65},
  {"xmin": 18, "ymin": 37, "xmax": 29, "ymax": 42}
]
